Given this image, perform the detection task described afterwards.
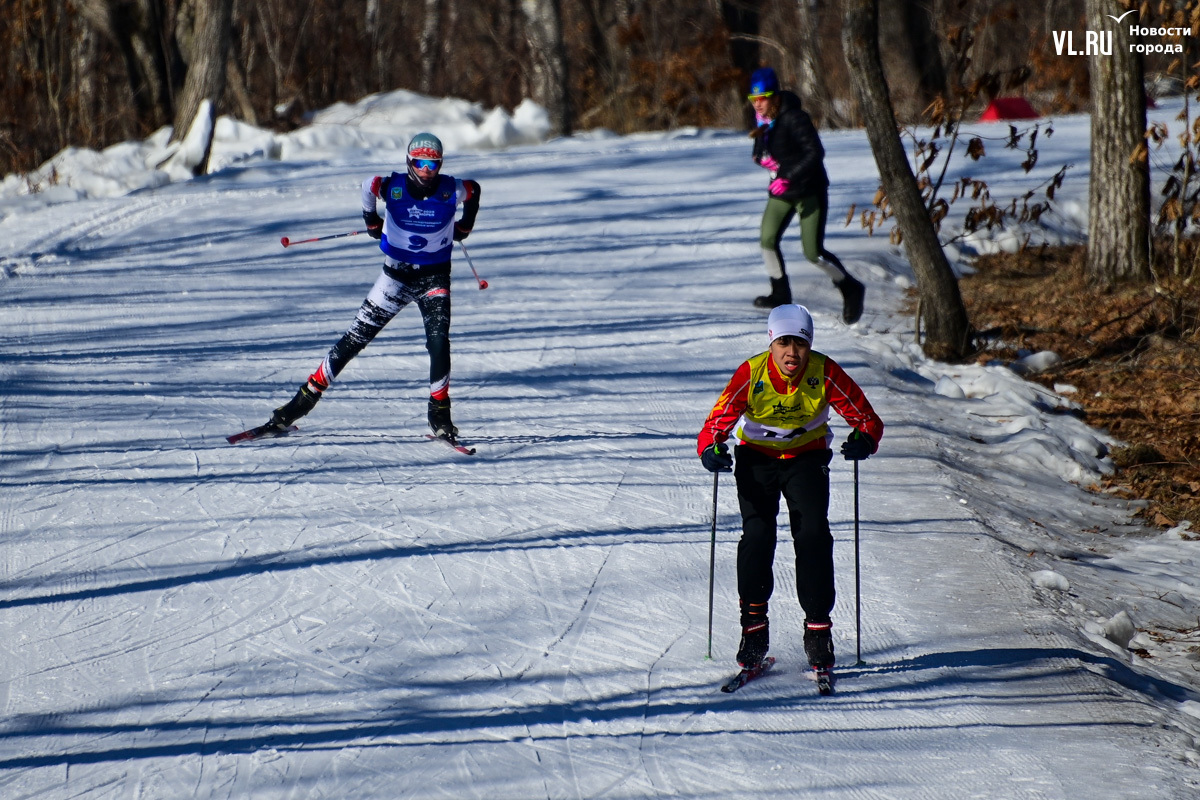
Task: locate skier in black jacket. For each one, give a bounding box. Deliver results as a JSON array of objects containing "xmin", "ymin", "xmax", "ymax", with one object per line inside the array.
[{"xmin": 748, "ymin": 67, "xmax": 864, "ymax": 324}]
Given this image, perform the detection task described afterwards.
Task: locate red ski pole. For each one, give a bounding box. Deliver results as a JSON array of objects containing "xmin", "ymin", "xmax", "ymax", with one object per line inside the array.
[
  {"xmin": 457, "ymin": 241, "xmax": 489, "ymax": 289},
  {"xmin": 280, "ymin": 230, "xmax": 364, "ymax": 248}
]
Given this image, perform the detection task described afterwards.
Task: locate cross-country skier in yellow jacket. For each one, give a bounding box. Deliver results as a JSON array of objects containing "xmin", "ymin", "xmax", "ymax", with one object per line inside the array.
[{"xmin": 697, "ymin": 304, "xmax": 883, "ymax": 672}]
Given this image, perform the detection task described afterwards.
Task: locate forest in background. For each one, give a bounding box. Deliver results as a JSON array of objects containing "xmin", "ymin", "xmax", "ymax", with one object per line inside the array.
[
  {"xmin": 4, "ymin": 0, "xmax": 1199, "ymax": 526},
  {"xmin": 1, "ymin": 0, "xmax": 1108, "ymax": 178}
]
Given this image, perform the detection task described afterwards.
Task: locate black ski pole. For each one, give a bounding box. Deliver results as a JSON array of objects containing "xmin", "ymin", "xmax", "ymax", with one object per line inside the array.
[
  {"xmin": 707, "ymin": 471, "xmax": 719, "ymax": 660},
  {"xmin": 854, "ymin": 459, "xmax": 863, "ymax": 665}
]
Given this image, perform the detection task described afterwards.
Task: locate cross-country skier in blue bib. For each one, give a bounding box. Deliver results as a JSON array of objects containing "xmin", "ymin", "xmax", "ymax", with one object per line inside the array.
[{"xmin": 264, "ymin": 132, "xmax": 481, "ymax": 440}]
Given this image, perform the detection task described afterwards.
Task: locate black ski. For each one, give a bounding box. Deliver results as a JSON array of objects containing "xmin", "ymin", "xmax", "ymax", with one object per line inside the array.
[
  {"xmin": 227, "ymin": 423, "xmax": 297, "ymax": 444},
  {"xmin": 813, "ymin": 667, "xmax": 835, "ymax": 695},
  {"xmin": 425, "ymin": 433, "xmax": 476, "ymax": 455},
  {"xmin": 720, "ymin": 656, "xmax": 775, "ymax": 693}
]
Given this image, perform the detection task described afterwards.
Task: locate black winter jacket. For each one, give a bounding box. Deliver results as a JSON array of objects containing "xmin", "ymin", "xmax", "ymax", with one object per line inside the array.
[{"xmin": 751, "ymin": 90, "xmax": 829, "ymax": 201}]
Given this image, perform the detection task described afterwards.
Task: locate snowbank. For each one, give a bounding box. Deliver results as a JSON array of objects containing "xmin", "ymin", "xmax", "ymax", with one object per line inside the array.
[{"xmin": 0, "ymin": 89, "xmax": 551, "ymax": 217}]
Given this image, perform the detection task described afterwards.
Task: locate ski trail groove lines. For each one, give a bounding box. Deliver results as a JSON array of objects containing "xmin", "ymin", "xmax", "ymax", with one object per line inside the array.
[
  {"xmin": 545, "ymin": 545, "xmax": 615, "ymax": 792},
  {"xmin": 15, "ymin": 195, "xmax": 162, "ymax": 258},
  {"xmin": 5, "ymin": 128, "xmax": 1200, "ymax": 797}
]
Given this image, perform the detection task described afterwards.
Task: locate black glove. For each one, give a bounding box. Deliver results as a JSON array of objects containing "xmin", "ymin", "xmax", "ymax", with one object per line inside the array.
[
  {"xmin": 701, "ymin": 442, "xmax": 733, "ymax": 473},
  {"xmin": 453, "ymin": 223, "xmax": 470, "ymax": 242},
  {"xmin": 840, "ymin": 430, "xmax": 875, "ymax": 461},
  {"xmin": 363, "ymin": 210, "xmax": 383, "ymax": 239}
]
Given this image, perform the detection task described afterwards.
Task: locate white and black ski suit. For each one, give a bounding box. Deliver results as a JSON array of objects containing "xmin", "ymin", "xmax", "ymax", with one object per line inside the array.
[{"xmin": 310, "ymin": 171, "xmax": 481, "ymax": 402}]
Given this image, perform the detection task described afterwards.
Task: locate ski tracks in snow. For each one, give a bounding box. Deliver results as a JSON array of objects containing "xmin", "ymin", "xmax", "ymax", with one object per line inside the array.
[{"xmin": 3, "ymin": 138, "xmax": 1200, "ymax": 797}]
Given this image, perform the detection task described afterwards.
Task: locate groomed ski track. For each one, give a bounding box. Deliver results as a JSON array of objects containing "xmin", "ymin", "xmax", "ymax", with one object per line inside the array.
[{"xmin": 2, "ymin": 127, "xmax": 1198, "ymax": 798}]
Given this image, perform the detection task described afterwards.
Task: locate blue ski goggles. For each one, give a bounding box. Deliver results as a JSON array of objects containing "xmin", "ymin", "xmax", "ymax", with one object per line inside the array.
[{"xmin": 410, "ymin": 158, "xmax": 441, "ymax": 171}]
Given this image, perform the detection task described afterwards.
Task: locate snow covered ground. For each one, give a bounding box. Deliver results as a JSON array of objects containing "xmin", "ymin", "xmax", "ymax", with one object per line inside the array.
[{"xmin": 2, "ymin": 91, "xmax": 1200, "ymax": 798}]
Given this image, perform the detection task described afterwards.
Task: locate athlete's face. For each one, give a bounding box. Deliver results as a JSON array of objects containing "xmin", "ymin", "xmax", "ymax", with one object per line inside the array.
[
  {"xmin": 751, "ymin": 94, "xmax": 779, "ymax": 121},
  {"xmin": 770, "ymin": 335, "xmax": 810, "ymax": 379},
  {"xmin": 409, "ymin": 157, "xmax": 441, "ymax": 185}
]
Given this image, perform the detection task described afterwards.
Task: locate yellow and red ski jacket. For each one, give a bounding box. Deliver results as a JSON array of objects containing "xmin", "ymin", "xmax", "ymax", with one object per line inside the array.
[{"xmin": 697, "ymin": 350, "xmax": 884, "ymax": 459}]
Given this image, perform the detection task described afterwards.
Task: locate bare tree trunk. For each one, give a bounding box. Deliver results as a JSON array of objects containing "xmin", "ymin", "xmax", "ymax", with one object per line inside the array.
[
  {"xmin": 365, "ymin": 0, "xmax": 383, "ymax": 88},
  {"xmin": 1085, "ymin": 0, "xmax": 1150, "ymax": 287},
  {"xmin": 722, "ymin": 0, "xmax": 762, "ymax": 129},
  {"xmin": 521, "ymin": 0, "xmax": 572, "ymax": 135},
  {"xmin": 576, "ymin": 0, "xmax": 639, "ymax": 128},
  {"xmin": 722, "ymin": 0, "xmax": 762, "ymax": 70},
  {"xmin": 71, "ymin": 20, "xmax": 101, "ymax": 142},
  {"xmin": 584, "ymin": 0, "xmax": 633, "ymax": 90},
  {"xmin": 899, "ymin": 0, "xmax": 946, "ymax": 108},
  {"xmin": 225, "ymin": 56, "xmax": 257, "ymax": 125},
  {"xmin": 794, "ymin": 0, "xmax": 848, "ymax": 129},
  {"xmin": 419, "ymin": 0, "xmax": 442, "ymax": 95},
  {"xmin": 607, "ymin": 0, "xmax": 637, "ymax": 83},
  {"xmin": 842, "ymin": 0, "xmax": 970, "ymax": 360},
  {"xmin": 172, "ymin": 0, "xmax": 234, "ymax": 175},
  {"xmin": 76, "ymin": 0, "xmax": 179, "ymax": 129}
]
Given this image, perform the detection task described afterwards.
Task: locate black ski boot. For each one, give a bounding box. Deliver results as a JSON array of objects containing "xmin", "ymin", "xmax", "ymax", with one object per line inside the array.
[
  {"xmin": 427, "ymin": 398, "xmax": 459, "ymax": 439},
  {"xmin": 736, "ymin": 617, "xmax": 770, "ymax": 668},
  {"xmin": 270, "ymin": 384, "xmax": 321, "ymax": 430},
  {"xmin": 835, "ymin": 275, "xmax": 865, "ymax": 325},
  {"xmin": 803, "ymin": 620, "xmax": 835, "ymax": 669},
  {"xmin": 753, "ymin": 277, "xmax": 792, "ymax": 309}
]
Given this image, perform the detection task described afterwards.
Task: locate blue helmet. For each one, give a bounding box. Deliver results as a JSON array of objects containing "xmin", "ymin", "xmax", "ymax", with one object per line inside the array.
[{"xmin": 748, "ymin": 67, "xmax": 779, "ymax": 98}]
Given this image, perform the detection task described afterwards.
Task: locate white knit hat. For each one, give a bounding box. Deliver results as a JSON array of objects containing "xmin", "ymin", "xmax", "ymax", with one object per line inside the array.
[{"xmin": 766, "ymin": 304, "xmax": 814, "ymax": 346}]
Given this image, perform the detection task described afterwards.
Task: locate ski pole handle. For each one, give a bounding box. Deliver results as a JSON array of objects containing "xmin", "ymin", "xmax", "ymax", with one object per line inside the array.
[
  {"xmin": 457, "ymin": 241, "xmax": 488, "ymax": 289},
  {"xmin": 280, "ymin": 230, "xmax": 364, "ymax": 248}
]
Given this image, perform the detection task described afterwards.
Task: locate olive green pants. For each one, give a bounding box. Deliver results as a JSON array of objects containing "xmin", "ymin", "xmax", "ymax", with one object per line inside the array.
[{"xmin": 759, "ymin": 191, "xmax": 848, "ymax": 283}]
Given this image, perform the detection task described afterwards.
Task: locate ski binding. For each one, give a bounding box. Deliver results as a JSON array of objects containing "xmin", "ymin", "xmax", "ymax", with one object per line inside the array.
[
  {"xmin": 810, "ymin": 666, "xmax": 835, "ymax": 695},
  {"xmin": 721, "ymin": 656, "xmax": 775, "ymax": 693}
]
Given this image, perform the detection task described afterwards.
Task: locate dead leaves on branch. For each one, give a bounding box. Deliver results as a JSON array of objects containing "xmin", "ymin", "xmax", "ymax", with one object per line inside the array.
[
  {"xmin": 848, "ymin": 118, "xmax": 1069, "ymax": 245},
  {"xmin": 849, "ymin": 9, "xmax": 1064, "ymax": 251}
]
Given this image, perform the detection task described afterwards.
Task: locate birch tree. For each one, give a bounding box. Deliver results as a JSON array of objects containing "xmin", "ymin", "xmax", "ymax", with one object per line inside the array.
[
  {"xmin": 419, "ymin": 0, "xmax": 442, "ymax": 95},
  {"xmin": 794, "ymin": 0, "xmax": 848, "ymax": 128},
  {"xmin": 521, "ymin": 0, "xmax": 571, "ymax": 135}
]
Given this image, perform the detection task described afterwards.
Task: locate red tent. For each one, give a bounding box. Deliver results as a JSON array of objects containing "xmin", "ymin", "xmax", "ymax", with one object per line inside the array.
[{"xmin": 978, "ymin": 97, "xmax": 1040, "ymax": 121}]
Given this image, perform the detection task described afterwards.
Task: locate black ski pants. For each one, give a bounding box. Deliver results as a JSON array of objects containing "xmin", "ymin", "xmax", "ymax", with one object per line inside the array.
[{"xmin": 734, "ymin": 444, "xmax": 835, "ymax": 625}]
